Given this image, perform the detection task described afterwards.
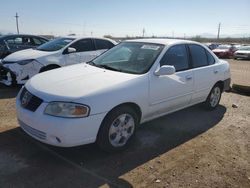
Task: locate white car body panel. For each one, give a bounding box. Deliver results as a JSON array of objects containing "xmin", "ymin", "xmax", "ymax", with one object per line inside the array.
[
  {"xmin": 0, "ymin": 37, "xmax": 116, "ymax": 85},
  {"xmin": 16, "ymin": 39, "xmax": 231, "ymax": 147}
]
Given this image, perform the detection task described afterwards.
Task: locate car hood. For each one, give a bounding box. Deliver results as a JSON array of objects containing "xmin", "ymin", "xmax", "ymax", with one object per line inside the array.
[
  {"xmin": 235, "ymin": 50, "xmax": 250, "ymax": 54},
  {"xmin": 26, "ymin": 64, "xmax": 140, "ymax": 101},
  {"xmin": 3, "ymin": 48, "xmax": 57, "ymax": 62},
  {"xmin": 212, "ymin": 49, "xmax": 228, "ymax": 53}
]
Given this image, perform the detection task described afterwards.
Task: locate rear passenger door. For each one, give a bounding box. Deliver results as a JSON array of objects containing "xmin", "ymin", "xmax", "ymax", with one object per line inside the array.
[
  {"xmin": 188, "ymin": 44, "xmax": 218, "ymax": 103},
  {"xmin": 94, "ymin": 39, "xmax": 115, "ymax": 56}
]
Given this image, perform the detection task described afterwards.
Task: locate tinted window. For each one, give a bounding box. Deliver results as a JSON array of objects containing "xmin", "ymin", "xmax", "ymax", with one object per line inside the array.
[
  {"xmin": 5, "ymin": 38, "xmax": 15, "ymax": 44},
  {"xmin": 70, "ymin": 39, "xmax": 94, "ymax": 52},
  {"xmin": 95, "ymin": 39, "xmax": 114, "ymax": 50},
  {"xmin": 14, "ymin": 37, "xmax": 22, "ymax": 44},
  {"xmin": 206, "ymin": 50, "xmax": 215, "ymax": 65},
  {"xmin": 160, "ymin": 44, "xmax": 189, "ymax": 71},
  {"xmin": 0, "ymin": 40, "xmax": 5, "ymax": 52},
  {"xmin": 189, "ymin": 44, "xmax": 208, "ymax": 68},
  {"xmin": 22, "ymin": 37, "xmax": 33, "ymax": 45},
  {"xmin": 33, "ymin": 37, "xmax": 43, "ymax": 45}
]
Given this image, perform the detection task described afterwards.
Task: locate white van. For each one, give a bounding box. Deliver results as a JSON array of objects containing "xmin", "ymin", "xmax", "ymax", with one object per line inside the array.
[{"xmin": 0, "ymin": 36, "xmax": 117, "ymax": 86}]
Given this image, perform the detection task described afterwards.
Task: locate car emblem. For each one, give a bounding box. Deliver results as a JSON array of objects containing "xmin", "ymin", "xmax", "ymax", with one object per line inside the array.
[{"xmin": 21, "ymin": 91, "xmax": 32, "ymax": 107}]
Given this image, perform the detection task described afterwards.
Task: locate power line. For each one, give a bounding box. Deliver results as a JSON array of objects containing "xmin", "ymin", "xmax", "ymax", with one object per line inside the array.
[
  {"xmin": 142, "ymin": 28, "xmax": 145, "ymax": 37},
  {"xmin": 15, "ymin": 12, "xmax": 19, "ymax": 34},
  {"xmin": 217, "ymin": 22, "xmax": 221, "ymax": 40}
]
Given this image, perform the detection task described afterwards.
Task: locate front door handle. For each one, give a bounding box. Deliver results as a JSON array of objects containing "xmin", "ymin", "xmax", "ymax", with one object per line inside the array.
[
  {"xmin": 214, "ymin": 70, "xmax": 219, "ymax": 74},
  {"xmin": 185, "ymin": 75, "xmax": 193, "ymax": 80}
]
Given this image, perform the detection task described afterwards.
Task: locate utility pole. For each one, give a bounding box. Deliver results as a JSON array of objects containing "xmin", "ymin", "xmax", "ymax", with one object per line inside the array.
[
  {"xmin": 15, "ymin": 12, "xmax": 19, "ymax": 34},
  {"xmin": 142, "ymin": 28, "xmax": 145, "ymax": 38},
  {"xmin": 217, "ymin": 22, "xmax": 221, "ymax": 40}
]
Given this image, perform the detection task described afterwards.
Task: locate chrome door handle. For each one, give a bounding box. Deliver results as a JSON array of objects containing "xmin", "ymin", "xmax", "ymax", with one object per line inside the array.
[{"xmin": 185, "ymin": 75, "xmax": 193, "ymax": 80}]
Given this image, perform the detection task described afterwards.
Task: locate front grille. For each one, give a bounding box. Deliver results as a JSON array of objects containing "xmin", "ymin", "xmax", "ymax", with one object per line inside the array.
[
  {"xmin": 20, "ymin": 87, "xmax": 43, "ymax": 112},
  {"xmin": 19, "ymin": 120, "xmax": 46, "ymax": 140}
]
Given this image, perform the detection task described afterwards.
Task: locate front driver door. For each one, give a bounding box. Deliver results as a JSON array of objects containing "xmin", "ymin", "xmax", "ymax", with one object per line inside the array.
[{"xmin": 149, "ymin": 44, "xmax": 194, "ymax": 116}]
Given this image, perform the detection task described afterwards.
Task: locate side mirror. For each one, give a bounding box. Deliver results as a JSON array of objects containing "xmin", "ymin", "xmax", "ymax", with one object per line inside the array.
[
  {"xmin": 154, "ymin": 65, "xmax": 176, "ymax": 76},
  {"xmin": 65, "ymin": 47, "xmax": 76, "ymax": 54}
]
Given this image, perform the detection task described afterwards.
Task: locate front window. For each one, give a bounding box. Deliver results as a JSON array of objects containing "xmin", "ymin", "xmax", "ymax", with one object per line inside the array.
[
  {"xmin": 91, "ymin": 42, "xmax": 164, "ymax": 74},
  {"xmin": 37, "ymin": 38, "xmax": 75, "ymax": 52}
]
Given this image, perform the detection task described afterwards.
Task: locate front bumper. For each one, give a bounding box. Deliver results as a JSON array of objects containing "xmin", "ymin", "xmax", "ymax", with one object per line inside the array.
[
  {"xmin": 223, "ymin": 78, "xmax": 231, "ymax": 91},
  {"xmin": 0, "ymin": 61, "xmax": 44, "ymax": 85},
  {"xmin": 16, "ymin": 91, "xmax": 106, "ymax": 147},
  {"xmin": 0, "ymin": 65, "xmax": 15, "ymax": 86}
]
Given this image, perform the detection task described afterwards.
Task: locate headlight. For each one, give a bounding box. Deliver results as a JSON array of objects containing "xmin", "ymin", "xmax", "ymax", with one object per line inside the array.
[
  {"xmin": 44, "ymin": 102, "xmax": 90, "ymax": 118},
  {"xmin": 16, "ymin": 59, "xmax": 36, "ymax": 65}
]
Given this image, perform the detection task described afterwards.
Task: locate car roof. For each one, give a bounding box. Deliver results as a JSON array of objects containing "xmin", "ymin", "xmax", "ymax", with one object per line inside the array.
[
  {"xmin": 124, "ymin": 38, "xmax": 200, "ymax": 46},
  {"xmin": 57, "ymin": 36, "xmax": 117, "ymax": 44},
  {"xmin": 0, "ymin": 34, "xmax": 48, "ymax": 40}
]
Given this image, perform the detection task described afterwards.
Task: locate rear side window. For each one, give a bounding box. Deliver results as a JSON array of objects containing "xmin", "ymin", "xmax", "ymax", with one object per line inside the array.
[
  {"xmin": 206, "ymin": 51, "xmax": 215, "ymax": 65},
  {"xmin": 70, "ymin": 39, "xmax": 94, "ymax": 52},
  {"xmin": 95, "ymin": 39, "xmax": 114, "ymax": 50},
  {"xmin": 189, "ymin": 44, "xmax": 208, "ymax": 68},
  {"xmin": 160, "ymin": 44, "xmax": 189, "ymax": 72}
]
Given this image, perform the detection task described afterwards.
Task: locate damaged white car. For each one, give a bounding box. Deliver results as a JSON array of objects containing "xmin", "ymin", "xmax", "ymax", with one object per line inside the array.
[{"xmin": 0, "ymin": 37, "xmax": 116, "ymax": 86}]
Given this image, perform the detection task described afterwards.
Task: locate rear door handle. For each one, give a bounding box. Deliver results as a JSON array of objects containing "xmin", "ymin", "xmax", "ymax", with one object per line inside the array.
[{"xmin": 185, "ymin": 75, "xmax": 193, "ymax": 80}]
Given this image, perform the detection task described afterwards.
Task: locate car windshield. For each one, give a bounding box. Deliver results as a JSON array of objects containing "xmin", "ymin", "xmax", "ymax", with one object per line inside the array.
[
  {"xmin": 91, "ymin": 42, "xmax": 164, "ymax": 74},
  {"xmin": 239, "ymin": 46, "xmax": 250, "ymax": 51},
  {"xmin": 37, "ymin": 38, "xmax": 75, "ymax": 51},
  {"xmin": 217, "ymin": 45, "xmax": 230, "ymax": 49}
]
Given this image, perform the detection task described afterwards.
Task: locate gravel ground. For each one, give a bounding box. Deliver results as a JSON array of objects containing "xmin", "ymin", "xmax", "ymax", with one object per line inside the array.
[{"xmin": 0, "ymin": 59, "xmax": 249, "ymax": 188}]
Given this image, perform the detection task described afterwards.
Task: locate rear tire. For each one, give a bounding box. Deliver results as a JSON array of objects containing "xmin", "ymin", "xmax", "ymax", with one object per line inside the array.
[
  {"xmin": 97, "ymin": 106, "xmax": 139, "ymax": 152},
  {"xmin": 204, "ymin": 84, "xmax": 222, "ymax": 110}
]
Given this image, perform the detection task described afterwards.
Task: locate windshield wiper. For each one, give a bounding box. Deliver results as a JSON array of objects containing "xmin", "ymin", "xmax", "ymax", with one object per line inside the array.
[
  {"xmin": 98, "ymin": 64, "xmax": 122, "ymax": 72},
  {"xmin": 86, "ymin": 61, "xmax": 100, "ymax": 67},
  {"xmin": 86, "ymin": 62, "xmax": 122, "ymax": 72}
]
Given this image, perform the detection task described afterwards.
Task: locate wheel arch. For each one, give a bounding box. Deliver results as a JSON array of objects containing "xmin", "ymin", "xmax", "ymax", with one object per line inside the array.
[
  {"xmin": 215, "ymin": 80, "xmax": 224, "ymax": 91},
  {"xmin": 107, "ymin": 102, "xmax": 142, "ymax": 123}
]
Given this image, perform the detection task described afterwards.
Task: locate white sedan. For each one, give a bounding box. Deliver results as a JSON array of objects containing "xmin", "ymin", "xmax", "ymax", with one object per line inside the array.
[
  {"xmin": 16, "ymin": 39, "xmax": 231, "ymax": 152},
  {"xmin": 0, "ymin": 36, "xmax": 116, "ymax": 86}
]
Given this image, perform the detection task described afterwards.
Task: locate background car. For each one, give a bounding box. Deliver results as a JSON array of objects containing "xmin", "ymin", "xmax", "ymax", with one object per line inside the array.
[
  {"xmin": 0, "ymin": 34, "xmax": 49, "ymax": 59},
  {"xmin": 234, "ymin": 46, "xmax": 250, "ymax": 60},
  {"xmin": 203, "ymin": 43, "xmax": 219, "ymax": 50},
  {"xmin": 212, "ymin": 44, "xmax": 237, "ymax": 58},
  {"xmin": 16, "ymin": 39, "xmax": 231, "ymax": 152},
  {"xmin": 0, "ymin": 36, "xmax": 117, "ymax": 86}
]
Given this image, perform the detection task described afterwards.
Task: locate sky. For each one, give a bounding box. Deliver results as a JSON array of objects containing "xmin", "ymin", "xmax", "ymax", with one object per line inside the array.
[{"xmin": 0, "ymin": 0, "xmax": 250, "ymax": 38}]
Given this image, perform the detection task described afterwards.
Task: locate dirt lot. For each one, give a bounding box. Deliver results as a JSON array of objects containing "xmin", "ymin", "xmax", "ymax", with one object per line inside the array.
[{"xmin": 0, "ymin": 59, "xmax": 250, "ymax": 188}]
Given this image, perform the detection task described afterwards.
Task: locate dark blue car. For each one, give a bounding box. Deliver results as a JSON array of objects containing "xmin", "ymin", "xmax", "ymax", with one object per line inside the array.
[{"xmin": 0, "ymin": 34, "xmax": 48, "ymax": 59}]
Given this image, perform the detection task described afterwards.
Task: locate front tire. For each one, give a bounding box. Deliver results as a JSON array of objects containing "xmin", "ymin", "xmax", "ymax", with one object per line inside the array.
[
  {"xmin": 204, "ymin": 84, "xmax": 222, "ymax": 110},
  {"xmin": 97, "ymin": 106, "xmax": 139, "ymax": 152}
]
